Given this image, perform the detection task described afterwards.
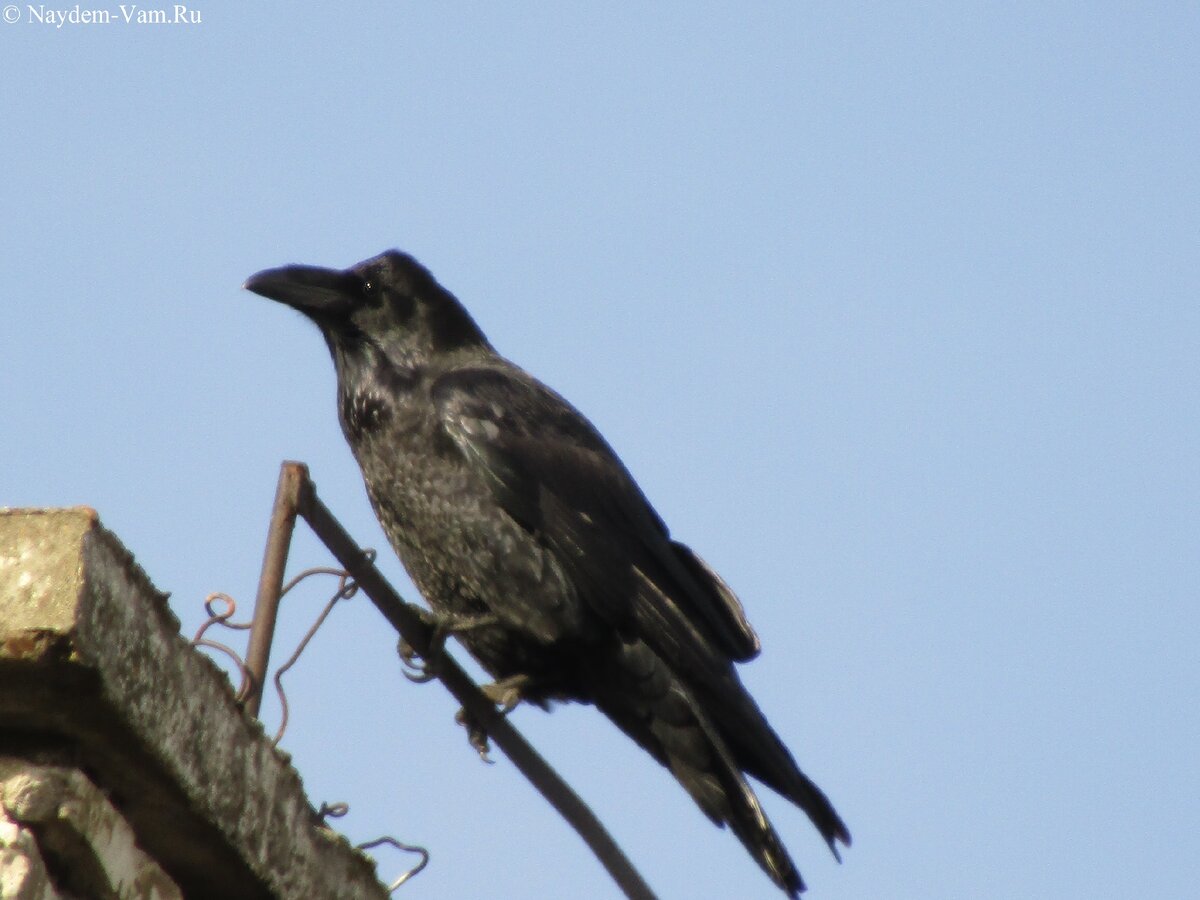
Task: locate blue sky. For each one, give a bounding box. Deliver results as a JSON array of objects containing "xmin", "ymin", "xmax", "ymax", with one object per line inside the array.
[{"xmin": 3, "ymin": 3, "xmax": 1198, "ymax": 898}]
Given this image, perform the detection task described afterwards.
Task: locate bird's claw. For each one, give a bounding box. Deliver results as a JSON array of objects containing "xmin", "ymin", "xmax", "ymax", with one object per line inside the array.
[
  {"xmin": 396, "ymin": 610, "xmax": 522, "ymax": 761},
  {"xmin": 455, "ymin": 706, "xmax": 495, "ymax": 764},
  {"xmin": 454, "ymin": 675, "xmax": 531, "ymax": 763},
  {"xmin": 397, "ymin": 609, "xmax": 499, "ymax": 683},
  {"xmin": 480, "ymin": 674, "xmax": 531, "ymax": 714},
  {"xmin": 399, "ymin": 637, "xmax": 438, "ymax": 683},
  {"xmin": 398, "ymin": 615, "xmax": 444, "ymax": 681},
  {"xmin": 398, "ymin": 629, "xmax": 444, "ymax": 683}
]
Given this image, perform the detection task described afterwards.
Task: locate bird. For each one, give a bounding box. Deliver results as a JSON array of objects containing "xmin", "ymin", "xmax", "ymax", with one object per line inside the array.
[{"xmin": 244, "ymin": 249, "xmax": 850, "ymax": 896}]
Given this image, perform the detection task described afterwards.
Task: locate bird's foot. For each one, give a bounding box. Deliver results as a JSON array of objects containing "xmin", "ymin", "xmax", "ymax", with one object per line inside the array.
[
  {"xmin": 479, "ymin": 673, "xmax": 531, "ymax": 714},
  {"xmin": 397, "ymin": 606, "xmax": 444, "ymax": 683},
  {"xmin": 455, "ymin": 706, "xmax": 495, "ymax": 764},
  {"xmin": 398, "ymin": 637, "xmax": 438, "ymax": 683},
  {"xmin": 397, "ymin": 610, "xmax": 501, "ymax": 684},
  {"xmin": 455, "ymin": 674, "xmax": 533, "ymax": 763}
]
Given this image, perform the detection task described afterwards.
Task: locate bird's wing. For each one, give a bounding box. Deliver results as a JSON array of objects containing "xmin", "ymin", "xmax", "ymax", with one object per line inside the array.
[{"xmin": 432, "ymin": 366, "xmax": 761, "ymax": 677}]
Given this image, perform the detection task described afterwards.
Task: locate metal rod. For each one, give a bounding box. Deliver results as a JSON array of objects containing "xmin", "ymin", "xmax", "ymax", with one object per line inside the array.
[
  {"xmin": 243, "ymin": 461, "xmax": 306, "ymax": 717},
  {"xmin": 293, "ymin": 465, "xmax": 659, "ymax": 900}
]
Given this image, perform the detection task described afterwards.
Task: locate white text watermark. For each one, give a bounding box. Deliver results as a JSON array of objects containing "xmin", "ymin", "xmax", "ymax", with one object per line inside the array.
[{"xmin": 3, "ymin": 4, "xmax": 202, "ymax": 26}]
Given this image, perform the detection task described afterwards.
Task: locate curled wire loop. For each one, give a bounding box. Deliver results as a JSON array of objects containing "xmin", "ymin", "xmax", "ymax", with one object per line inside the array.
[
  {"xmin": 317, "ymin": 801, "xmax": 350, "ymax": 821},
  {"xmin": 269, "ymin": 550, "xmax": 376, "ymax": 744},
  {"xmin": 358, "ymin": 835, "xmax": 431, "ymax": 892},
  {"xmin": 191, "ymin": 592, "xmax": 254, "ymax": 700},
  {"xmin": 315, "ymin": 804, "xmax": 429, "ymax": 891},
  {"xmin": 191, "ymin": 552, "xmax": 378, "ymax": 742}
]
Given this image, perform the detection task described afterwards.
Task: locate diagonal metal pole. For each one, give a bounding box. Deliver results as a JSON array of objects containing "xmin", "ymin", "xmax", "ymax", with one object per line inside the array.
[
  {"xmin": 242, "ymin": 463, "xmax": 306, "ymax": 718},
  {"xmin": 283, "ymin": 461, "xmax": 659, "ymax": 900}
]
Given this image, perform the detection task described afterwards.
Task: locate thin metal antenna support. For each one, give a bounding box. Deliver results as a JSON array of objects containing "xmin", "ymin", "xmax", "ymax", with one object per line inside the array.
[{"xmin": 242, "ymin": 463, "xmax": 306, "ymax": 718}]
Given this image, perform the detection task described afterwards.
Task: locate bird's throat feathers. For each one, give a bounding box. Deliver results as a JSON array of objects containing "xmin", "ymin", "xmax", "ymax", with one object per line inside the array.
[{"xmin": 333, "ymin": 341, "xmax": 421, "ymax": 442}]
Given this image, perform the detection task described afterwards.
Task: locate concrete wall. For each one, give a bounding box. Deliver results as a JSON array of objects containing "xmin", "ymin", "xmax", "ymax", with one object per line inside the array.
[{"xmin": 0, "ymin": 508, "xmax": 391, "ymax": 900}]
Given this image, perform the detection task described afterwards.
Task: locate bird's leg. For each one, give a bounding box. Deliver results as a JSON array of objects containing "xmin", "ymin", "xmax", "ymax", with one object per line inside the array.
[
  {"xmin": 455, "ymin": 674, "xmax": 534, "ymax": 763},
  {"xmin": 397, "ymin": 610, "xmax": 501, "ymax": 683}
]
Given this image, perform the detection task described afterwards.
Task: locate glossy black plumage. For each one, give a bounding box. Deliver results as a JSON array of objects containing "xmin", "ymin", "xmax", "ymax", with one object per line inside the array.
[{"xmin": 245, "ymin": 250, "xmax": 850, "ymax": 895}]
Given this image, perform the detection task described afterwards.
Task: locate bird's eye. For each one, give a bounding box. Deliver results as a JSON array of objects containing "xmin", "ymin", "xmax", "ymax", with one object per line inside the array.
[{"xmin": 363, "ymin": 279, "xmax": 379, "ymax": 298}]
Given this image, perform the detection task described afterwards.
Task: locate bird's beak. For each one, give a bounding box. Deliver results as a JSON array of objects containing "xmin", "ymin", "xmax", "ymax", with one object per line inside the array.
[{"xmin": 243, "ymin": 264, "xmax": 361, "ymax": 318}]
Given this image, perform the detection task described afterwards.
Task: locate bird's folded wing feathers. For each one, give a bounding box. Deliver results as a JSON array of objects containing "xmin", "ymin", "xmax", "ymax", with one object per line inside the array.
[{"xmin": 432, "ymin": 368, "xmax": 761, "ymax": 673}]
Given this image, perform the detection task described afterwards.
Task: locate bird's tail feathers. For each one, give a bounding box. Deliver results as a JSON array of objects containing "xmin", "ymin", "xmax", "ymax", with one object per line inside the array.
[
  {"xmin": 594, "ymin": 639, "xmax": 806, "ymax": 896},
  {"xmin": 676, "ymin": 684, "xmax": 808, "ymax": 897},
  {"xmin": 718, "ymin": 684, "xmax": 852, "ymax": 858}
]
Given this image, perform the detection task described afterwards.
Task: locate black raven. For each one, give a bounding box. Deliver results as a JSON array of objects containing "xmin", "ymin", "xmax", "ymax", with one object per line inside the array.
[{"xmin": 245, "ymin": 250, "xmax": 849, "ymax": 896}]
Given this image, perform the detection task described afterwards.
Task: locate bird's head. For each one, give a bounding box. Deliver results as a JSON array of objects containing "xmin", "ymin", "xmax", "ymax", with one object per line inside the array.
[{"xmin": 244, "ymin": 250, "xmax": 490, "ymax": 372}]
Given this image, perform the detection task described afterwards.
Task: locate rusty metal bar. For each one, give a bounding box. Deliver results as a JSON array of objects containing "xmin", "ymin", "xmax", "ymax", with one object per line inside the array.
[
  {"xmin": 290, "ymin": 463, "xmax": 658, "ymax": 900},
  {"xmin": 243, "ymin": 461, "xmax": 306, "ymax": 718}
]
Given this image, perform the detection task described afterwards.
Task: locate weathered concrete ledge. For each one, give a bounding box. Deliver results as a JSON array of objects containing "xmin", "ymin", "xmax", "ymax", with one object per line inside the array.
[{"xmin": 0, "ymin": 508, "xmax": 390, "ymax": 899}]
